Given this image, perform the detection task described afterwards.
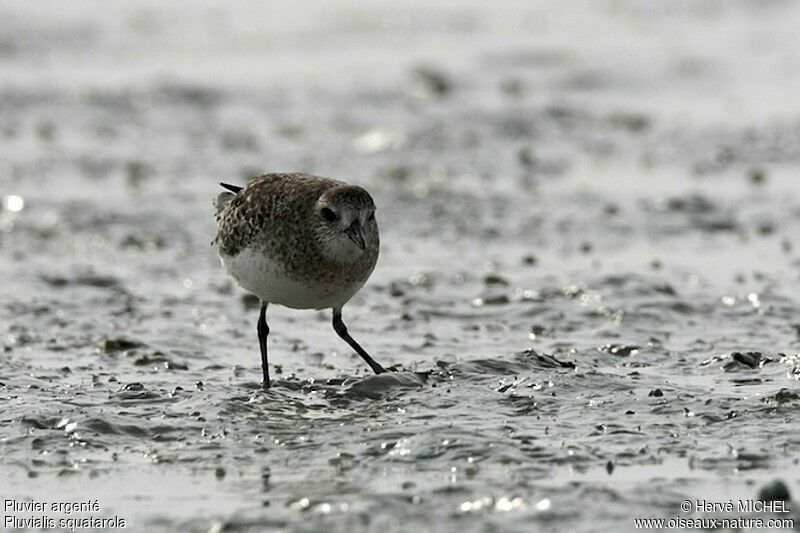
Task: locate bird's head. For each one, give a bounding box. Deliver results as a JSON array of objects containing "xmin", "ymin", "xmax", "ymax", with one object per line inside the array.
[{"xmin": 314, "ymin": 185, "xmax": 378, "ymax": 264}]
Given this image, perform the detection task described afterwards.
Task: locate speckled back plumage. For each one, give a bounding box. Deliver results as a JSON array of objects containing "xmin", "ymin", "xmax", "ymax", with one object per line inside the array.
[{"xmin": 213, "ymin": 173, "xmax": 379, "ymax": 288}]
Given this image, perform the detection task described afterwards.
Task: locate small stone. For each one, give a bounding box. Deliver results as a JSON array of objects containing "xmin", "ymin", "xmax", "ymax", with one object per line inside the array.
[
  {"xmin": 775, "ymin": 388, "xmax": 799, "ymax": 404},
  {"xmin": 748, "ymin": 168, "xmax": 767, "ymax": 185},
  {"xmin": 410, "ymin": 66, "xmax": 451, "ymax": 98},
  {"xmin": 104, "ymin": 338, "xmax": 144, "ymax": 352},
  {"xmin": 125, "ymin": 160, "xmax": 153, "ymax": 187},
  {"xmin": 389, "ymin": 282, "xmax": 405, "ymax": 297},
  {"xmin": 530, "ymin": 325, "xmax": 548, "ymax": 338},
  {"xmin": 731, "ymin": 351, "xmax": 773, "ymax": 369},
  {"xmin": 518, "ymin": 147, "xmax": 536, "ymax": 168},
  {"xmin": 484, "ymin": 274, "xmax": 509, "ymax": 286},
  {"xmin": 241, "ymin": 293, "xmax": 261, "ymax": 310},
  {"xmin": 479, "ymin": 294, "xmax": 510, "ymax": 306},
  {"xmin": 755, "ymin": 222, "xmax": 775, "ymax": 236},
  {"xmin": 757, "ymin": 480, "xmax": 791, "ymax": 502}
]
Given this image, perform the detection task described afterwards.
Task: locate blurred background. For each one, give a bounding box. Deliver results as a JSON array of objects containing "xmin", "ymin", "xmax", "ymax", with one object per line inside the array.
[{"xmin": 2, "ymin": 1, "xmax": 800, "ymax": 531}]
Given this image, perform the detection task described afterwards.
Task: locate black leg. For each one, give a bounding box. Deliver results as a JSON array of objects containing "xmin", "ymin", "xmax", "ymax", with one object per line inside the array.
[
  {"xmin": 332, "ymin": 308, "xmax": 386, "ymax": 374},
  {"xmin": 257, "ymin": 302, "xmax": 270, "ymax": 389}
]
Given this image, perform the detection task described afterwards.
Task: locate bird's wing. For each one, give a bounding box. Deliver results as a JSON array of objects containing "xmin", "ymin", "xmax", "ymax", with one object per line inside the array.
[
  {"xmin": 212, "ymin": 178, "xmax": 275, "ymax": 254},
  {"xmin": 212, "ymin": 173, "xmax": 338, "ymax": 253}
]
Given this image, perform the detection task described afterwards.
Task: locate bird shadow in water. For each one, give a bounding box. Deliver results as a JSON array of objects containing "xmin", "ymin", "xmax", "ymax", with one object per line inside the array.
[{"xmin": 241, "ymin": 369, "xmax": 430, "ymax": 401}]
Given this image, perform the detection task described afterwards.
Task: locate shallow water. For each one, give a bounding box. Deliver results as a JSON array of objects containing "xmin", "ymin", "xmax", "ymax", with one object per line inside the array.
[{"xmin": 2, "ymin": 1, "xmax": 800, "ymax": 531}]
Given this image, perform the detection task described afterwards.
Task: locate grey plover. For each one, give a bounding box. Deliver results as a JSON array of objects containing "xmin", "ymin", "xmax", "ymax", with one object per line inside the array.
[{"xmin": 213, "ymin": 173, "xmax": 387, "ymax": 388}]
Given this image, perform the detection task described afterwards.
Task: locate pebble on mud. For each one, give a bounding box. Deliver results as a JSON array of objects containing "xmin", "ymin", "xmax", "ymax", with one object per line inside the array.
[
  {"xmin": 774, "ymin": 388, "xmax": 799, "ymax": 404},
  {"xmin": 125, "ymin": 160, "xmax": 153, "ymax": 188},
  {"xmin": 757, "ymin": 480, "xmax": 791, "ymax": 502},
  {"xmin": 409, "ymin": 66, "xmax": 452, "ymax": 99},
  {"xmin": 518, "ymin": 147, "xmax": 536, "ymax": 168},
  {"xmin": 748, "ymin": 167, "xmax": 767, "ymax": 185},
  {"xmin": 241, "ymin": 293, "xmax": 260, "ymax": 310},
  {"xmin": 755, "ymin": 221, "xmax": 775, "ymax": 236},
  {"xmin": 530, "ymin": 325, "xmax": 549, "ymax": 338},
  {"xmin": 483, "ymin": 274, "xmax": 509, "ymax": 286},
  {"xmin": 607, "ymin": 112, "xmax": 650, "ymax": 132},
  {"xmin": 473, "ymin": 294, "xmax": 510, "ymax": 306},
  {"xmin": 730, "ymin": 351, "xmax": 775, "ymax": 369},
  {"xmin": 104, "ymin": 338, "xmax": 145, "ymax": 353}
]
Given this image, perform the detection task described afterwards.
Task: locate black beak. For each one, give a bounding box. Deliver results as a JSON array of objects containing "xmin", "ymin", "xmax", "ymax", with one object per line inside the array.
[{"xmin": 345, "ymin": 220, "xmax": 366, "ymax": 251}]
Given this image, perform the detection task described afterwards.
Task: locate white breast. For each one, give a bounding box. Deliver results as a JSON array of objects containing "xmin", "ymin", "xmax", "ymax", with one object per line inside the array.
[{"xmin": 220, "ymin": 247, "xmax": 363, "ymax": 310}]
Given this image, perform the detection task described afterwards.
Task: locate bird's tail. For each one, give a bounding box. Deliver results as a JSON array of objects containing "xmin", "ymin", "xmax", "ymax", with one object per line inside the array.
[{"xmin": 220, "ymin": 182, "xmax": 242, "ymax": 194}]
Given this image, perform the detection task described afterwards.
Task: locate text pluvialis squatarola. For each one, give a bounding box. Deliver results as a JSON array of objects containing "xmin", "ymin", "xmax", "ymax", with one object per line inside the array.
[{"xmin": 213, "ymin": 173, "xmax": 387, "ymax": 388}]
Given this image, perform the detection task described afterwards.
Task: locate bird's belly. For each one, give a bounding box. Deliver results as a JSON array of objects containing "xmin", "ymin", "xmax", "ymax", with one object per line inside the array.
[{"xmin": 221, "ymin": 248, "xmax": 362, "ymax": 310}]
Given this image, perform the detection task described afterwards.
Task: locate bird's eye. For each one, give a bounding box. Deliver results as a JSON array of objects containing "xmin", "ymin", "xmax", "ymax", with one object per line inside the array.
[
  {"xmin": 368, "ymin": 211, "xmax": 375, "ymax": 222},
  {"xmin": 321, "ymin": 207, "xmax": 338, "ymax": 222}
]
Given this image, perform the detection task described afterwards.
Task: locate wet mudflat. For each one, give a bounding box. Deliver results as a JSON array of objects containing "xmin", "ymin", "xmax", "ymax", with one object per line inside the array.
[{"xmin": 1, "ymin": 1, "xmax": 800, "ymax": 531}]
